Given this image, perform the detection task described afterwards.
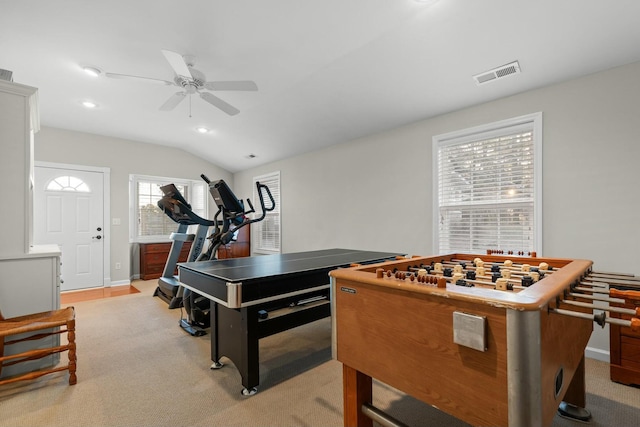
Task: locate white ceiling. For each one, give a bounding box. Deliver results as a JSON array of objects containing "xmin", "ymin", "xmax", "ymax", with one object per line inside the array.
[{"xmin": 3, "ymin": 1, "xmax": 640, "ymax": 173}]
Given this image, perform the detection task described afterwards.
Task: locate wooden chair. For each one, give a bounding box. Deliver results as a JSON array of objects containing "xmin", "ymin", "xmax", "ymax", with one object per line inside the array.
[{"xmin": 0, "ymin": 306, "xmax": 77, "ymax": 386}]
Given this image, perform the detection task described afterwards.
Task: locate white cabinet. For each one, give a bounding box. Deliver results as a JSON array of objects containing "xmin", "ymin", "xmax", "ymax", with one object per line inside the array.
[
  {"xmin": 0, "ymin": 250, "xmax": 61, "ymax": 378},
  {"xmin": 0, "ymin": 80, "xmax": 60, "ymax": 379},
  {"xmin": 0, "ymin": 79, "xmax": 39, "ymax": 256}
]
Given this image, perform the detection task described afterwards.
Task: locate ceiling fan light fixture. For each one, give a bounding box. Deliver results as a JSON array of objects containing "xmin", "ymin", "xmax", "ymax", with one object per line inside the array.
[
  {"xmin": 82, "ymin": 66, "xmax": 102, "ymax": 77},
  {"xmin": 82, "ymin": 100, "xmax": 98, "ymax": 109},
  {"xmin": 195, "ymin": 126, "xmax": 209, "ymax": 134}
]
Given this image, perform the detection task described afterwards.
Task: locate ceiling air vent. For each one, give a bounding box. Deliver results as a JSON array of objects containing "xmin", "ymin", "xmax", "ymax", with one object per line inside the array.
[
  {"xmin": 0, "ymin": 69, "xmax": 13, "ymax": 82},
  {"xmin": 473, "ymin": 61, "xmax": 520, "ymax": 86}
]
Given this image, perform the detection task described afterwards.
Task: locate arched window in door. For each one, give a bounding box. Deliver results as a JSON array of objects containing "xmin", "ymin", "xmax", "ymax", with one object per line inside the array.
[{"xmin": 46, "ymin": 176, "xmax": 91, "ymax": 192}]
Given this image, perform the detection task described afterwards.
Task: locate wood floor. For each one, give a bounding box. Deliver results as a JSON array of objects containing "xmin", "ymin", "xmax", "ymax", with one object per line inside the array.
[{"xmin": 60, "ymin": 285, "xmax": 140, "ymax": 304}]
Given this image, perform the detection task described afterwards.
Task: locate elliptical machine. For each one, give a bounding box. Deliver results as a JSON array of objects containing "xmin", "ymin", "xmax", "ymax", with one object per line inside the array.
[
  {"xmin": 155, "ymin": 174, "xmax": 275, "ymax": 336},
  {"xmin": 196, "ymin": 176, "xmax": 275, "ymax": 261}
]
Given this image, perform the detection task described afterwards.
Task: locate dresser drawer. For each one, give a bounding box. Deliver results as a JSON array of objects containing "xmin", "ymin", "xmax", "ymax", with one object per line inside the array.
[
  {"xmin": 142, "ymin": 243, "xmax": 172, "ymax": 253},
  {"xmin": 139, "ymin": 241, "xmax": 192, "ymax": 280}
]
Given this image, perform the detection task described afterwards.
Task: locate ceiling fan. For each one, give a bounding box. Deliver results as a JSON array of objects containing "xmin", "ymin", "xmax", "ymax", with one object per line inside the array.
[{"xmin": 105, "ymin": 50, "xmax": 257, "ymax": 116}]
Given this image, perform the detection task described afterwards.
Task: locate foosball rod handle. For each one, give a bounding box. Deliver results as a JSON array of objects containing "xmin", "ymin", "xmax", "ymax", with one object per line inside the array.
[{"xmin": 610, "ymin": 288, "xmax": 640, "ymax": 302}]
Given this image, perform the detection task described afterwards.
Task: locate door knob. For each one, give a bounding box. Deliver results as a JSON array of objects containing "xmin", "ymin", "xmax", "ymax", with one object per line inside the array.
[{"xmin": 93, "ymin": 235, "xmax": 102, "ymax": 240}]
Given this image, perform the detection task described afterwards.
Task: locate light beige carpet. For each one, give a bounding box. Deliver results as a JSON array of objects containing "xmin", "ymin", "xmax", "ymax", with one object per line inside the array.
[{"xmin": 1, "ymin": 280, "xmax": 639, "ymax": 426}]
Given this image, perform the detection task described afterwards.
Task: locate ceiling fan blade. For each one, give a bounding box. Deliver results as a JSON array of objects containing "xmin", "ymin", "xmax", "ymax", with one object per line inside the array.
[
  {"xmin": 200, "ymin": 92, "xmax": 240, "ymax": 116},
  {"xmin": 160, "ymin": 92, "xmax": 187, "ymax": 111},
  {"xmin": 204, "ymin": 80, "xmax": 258, "ymax": 91},
  {"xmin": 161, "ymin": 49, "xmax": 192, "ymax": 79},
  {"xmin": 105, "ymin": 72, "xmax": 173, "ymax": 85}
]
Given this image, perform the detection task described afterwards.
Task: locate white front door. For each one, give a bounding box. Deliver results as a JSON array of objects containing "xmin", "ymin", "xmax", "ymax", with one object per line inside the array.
[{"xmin": 34, "ymin": 166, "xmax": 104, "ymax": 291}]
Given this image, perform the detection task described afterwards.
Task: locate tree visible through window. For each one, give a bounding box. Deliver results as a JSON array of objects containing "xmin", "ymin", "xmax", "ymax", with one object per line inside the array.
[
  {"xmin": 433, "ymin": 113, "xmax": 542, "ymax": 254},
  {"xmin": 137, "ymin": 181, "xmax": 187, "ymax": 237},
  {"xmin": 130, "ymin": 175, "xmax": 207, "ymax": 242}
]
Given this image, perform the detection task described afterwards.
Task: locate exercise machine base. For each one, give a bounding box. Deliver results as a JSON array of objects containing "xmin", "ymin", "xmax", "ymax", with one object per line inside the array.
[{"xmin": 179, "ymin": 319, "xmax": 207, "ymax": 337}]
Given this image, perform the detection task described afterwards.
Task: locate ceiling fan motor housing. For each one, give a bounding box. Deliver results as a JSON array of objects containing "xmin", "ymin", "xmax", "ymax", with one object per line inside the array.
[{"xmin": 175, "ymin": 67, "xmax": 206, "ymax": 93}]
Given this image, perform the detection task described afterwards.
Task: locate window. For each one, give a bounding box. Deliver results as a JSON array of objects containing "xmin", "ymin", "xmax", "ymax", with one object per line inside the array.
[
  {"xmin": 46, "ymin": 176, "xmax": 90, "ymax": 192},
  {"xmin": 253, "ymin": 171, "xmax": 281, "ymax": 254},
  {"xmin": 433, "ymin": 113, "xmax": 542, "ymax": 254},
  {"xmin": 129, "ymin": 175, "xmax": 208, "ymax": 242}
]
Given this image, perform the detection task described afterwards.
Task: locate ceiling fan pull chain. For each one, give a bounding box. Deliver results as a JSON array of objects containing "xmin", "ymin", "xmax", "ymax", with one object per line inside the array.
[{"xmin": 189, "ymin": 93, "xmax": 192, "ymax": 118}]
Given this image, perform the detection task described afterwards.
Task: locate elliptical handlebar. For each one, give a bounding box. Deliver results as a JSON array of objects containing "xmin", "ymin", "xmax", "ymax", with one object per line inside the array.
[
  {"xmin": 245, "ymin": 181, "xmax": 275, "ymax": 224},
  {"xmin": 194, "ymin": 177, "xmax": 276, "ymax": 261}
]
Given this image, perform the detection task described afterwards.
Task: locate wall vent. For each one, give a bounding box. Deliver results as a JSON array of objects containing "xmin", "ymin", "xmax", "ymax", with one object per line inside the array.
[
  {"xmin": 473, "ymin": 61, "xmax": 520, "ymax": 85},
  {"xmin": 0, "ymin": 69, "xmax": 13, "ymax": 82}
]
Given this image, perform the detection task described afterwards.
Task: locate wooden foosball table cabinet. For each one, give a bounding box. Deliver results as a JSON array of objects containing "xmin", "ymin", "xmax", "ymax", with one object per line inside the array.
[{"xmin": 330, "ymin": 252, "xmax": 640, "ymax": 427}]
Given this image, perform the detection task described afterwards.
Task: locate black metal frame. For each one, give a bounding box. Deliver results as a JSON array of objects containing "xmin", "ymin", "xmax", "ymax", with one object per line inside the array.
[{"xmin": 178, "ymin": 249, "xmax": 401, "ymax": 393}]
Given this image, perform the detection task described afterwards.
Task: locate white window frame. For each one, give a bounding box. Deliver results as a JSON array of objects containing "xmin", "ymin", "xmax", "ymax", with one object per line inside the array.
[
  {"xmin": 252, "ymin": 171, "xmax": 281, "ymax": 254},
  {"xmin": 432, "ymin": 112, "xmax": 543, "ymax": 254},
  {"xmin": 129, "ymin": 174, "xmax": 208, "ymax": 243}
]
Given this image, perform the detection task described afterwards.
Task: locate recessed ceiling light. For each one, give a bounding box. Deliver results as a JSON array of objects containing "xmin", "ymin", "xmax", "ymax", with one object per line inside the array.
[
  {"xmin": 82, "ymin": 101, "xmax": 98, "ymax": 108},
  {"xmin": 82, "ymin": 66, "xmax": 101, "ymax": 77},
  {"xmin": 195, "ymin": 126, "xmax": 209, "ymax": 134}
]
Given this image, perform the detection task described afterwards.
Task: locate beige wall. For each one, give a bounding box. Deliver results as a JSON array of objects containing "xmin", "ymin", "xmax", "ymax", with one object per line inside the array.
[
  {"xmin": 34, "ymin": 127, "xmax": 232, "ymax": 283},
  {"xmin": 31, "ymin": 61, "xmax": 640, "ymax": 359},
  {"xmin": 235, "ymin": 61, "xmax": 640, "ymax": 360}
]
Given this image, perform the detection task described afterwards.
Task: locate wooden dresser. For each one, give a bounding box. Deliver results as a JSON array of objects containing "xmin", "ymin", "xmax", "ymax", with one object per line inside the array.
[
  {"xmin": 140, "ymin": 226, "xmax": 250, "ymax": 279},
  {"xmin": 139, "ymin": 242, "xmax": 192, "ymax": 280},
  {"xmin": 610, "ymin": 282, "xmax": 640, "ymax": 386}
]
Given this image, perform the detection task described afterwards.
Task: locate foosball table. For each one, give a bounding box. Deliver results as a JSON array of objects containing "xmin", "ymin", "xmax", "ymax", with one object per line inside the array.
[{"xmin": 329, "ymin": 251, "xmax": 640, "ymax": 427}]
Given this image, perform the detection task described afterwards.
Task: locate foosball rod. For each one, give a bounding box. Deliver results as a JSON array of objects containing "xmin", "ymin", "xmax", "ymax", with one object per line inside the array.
[
  {"xmin": 610, "ymin": 288, "xmax": 640, "ymax": 302},
  {"xmin": 559, "ymin": 299, "xmax": 640, "ymax": 317},
  {"xmin": 567, "ymin": 292, "xmax": 625, "ymax": 304},
  {"xmin": 590, "ymin": 270, "xmax": 640, "ymax": 279},
  {"xmin": 570, "ymin": 287, "xmax": 640, "ymax": 304},
  {"xmin": 549, "ymin": 307, "xmax": 640, "ymax": 331},
  {"xmin": 440, "ymin": 275, "xmax": 527, "ymax": 290},
  {"xmin": 449, "ymin": 258, "xmax": 556, "ymax": 274},
  {"xmin": 572, "ymin": 286, "xmax": 611, "ymax": 295},
  {"xmin": 580, "ymin": 280, "xmax": 608, "ymax": 289},
  {"xmin": 402, "ymin": 267, "xmax": 527, "ymax": 290},
  {"xmin": 442, "ymin": 259, "xmax": 538, "ymax": 272},
  {"xmin": 439, "ymin": 261, "xmax": 552, "ymax": 278},
  {"xmin": 583, "ymin": 275, "xmax": 640, "ymax": 288}
]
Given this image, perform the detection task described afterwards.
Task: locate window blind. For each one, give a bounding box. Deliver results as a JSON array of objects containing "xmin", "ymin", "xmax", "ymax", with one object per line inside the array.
[
  {"xmin": 253, "ymin": 171, "xmax": 281, "ymax": 253},
  {"xmin": 435, "ymin": 116, "xmax": 540, "ymax": 254}
]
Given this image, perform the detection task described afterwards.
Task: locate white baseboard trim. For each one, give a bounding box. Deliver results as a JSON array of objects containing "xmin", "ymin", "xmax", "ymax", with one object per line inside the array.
[
  {"xmin": 110, "ymin": 279, "xmax": 132, "ymax": 287},
  {"xmin": 585, "ymin": 346, "xmax": 610, "ymax": 363}
]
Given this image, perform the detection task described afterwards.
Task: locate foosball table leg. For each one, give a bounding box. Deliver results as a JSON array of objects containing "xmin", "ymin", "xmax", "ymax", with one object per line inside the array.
[
  {"xmin": 343, "ymin": 365, "xmax": 373, "ymax": 427},
  {"xmin": 558, "ymin": 355, "xmax": 592, "ymax": 422}
]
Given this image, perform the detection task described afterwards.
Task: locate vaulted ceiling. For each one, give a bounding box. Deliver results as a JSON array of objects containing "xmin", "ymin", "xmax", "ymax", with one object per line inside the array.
[{"xmin": 3, "ymin": 1, "xmax": 640, "ymax": 172}]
